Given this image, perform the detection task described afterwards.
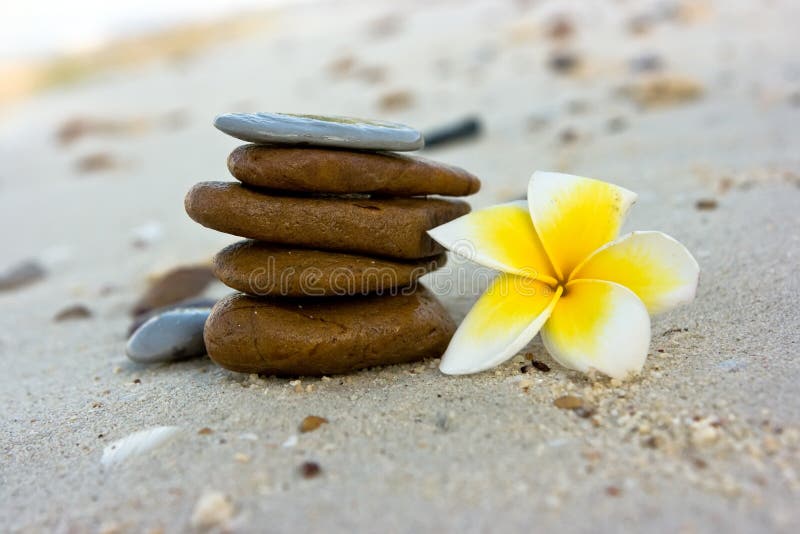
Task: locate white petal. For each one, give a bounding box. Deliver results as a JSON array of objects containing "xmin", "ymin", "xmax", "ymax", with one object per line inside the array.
[
  {"xmin": 527, "ymin": 171, "xmax": 637, "ymax": 280},
  {"xmin": 541, "ymin": 280, "xmax": 650, "ymax": 379},
  {"xmin": 440, "ymin": 273, "xmax": 561, "ymax": 374},
  {"xmin": 571, "ymin": 231, "xmax": 700, "ymax": 314},
  {"xmin": 428, "ymin": 201, "xmax": 557, "ymax": 284}
]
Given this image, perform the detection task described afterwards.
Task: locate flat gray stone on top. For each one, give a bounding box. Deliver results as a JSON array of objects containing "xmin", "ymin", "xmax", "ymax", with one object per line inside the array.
[
  {"xmin": 213, "ymin": 112, "xmax": 424, "ymax": 151},
  {"xmin": 126, "ymin": 308, "xmax": 210, "ymax": 364}
]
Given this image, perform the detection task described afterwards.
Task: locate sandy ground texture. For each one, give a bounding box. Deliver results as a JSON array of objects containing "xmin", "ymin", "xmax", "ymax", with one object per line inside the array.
[{"xmin": 1, "ymin": 0, "xmax": 799, "ymax": 532}]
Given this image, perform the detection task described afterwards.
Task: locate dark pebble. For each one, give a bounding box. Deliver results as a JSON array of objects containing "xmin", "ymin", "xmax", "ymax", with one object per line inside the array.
[
  {"xmin": 559, "ymin": 128, "xmax": 579, "ymax": 144},
  {"xmin": 422, "ymin": 116, "xmax": 482, "ymax": 149},
  {"xmin": 54, "ymin": 304, "xmax": 92, "ymax": 321},
  {"xmin": 548, "ymin": 51, "xmax": 580, "ymax": 74},
  {"xmin": 531, "ymin": 360, "xmax": 551, "ymax": 372},
  {"xmin": 131, "ymin": 265, "xmax": 216, "ymax": 316},
  {"xmin": 546, "ymin": 17, "xmax": 574, "ymax": 40},
  {"xmin": 300, "ymin": 461, "xmax": 322, "ymax": 479},
  {"xmin": 0, "ymin": 259, "xmax": 46, "ymax": 292},
  {"xmin": 606, "ymin": 116, "xmax": 628, "ymax": 133},
  {"xmin": 695, "ymin": 198, "xmax": 718, "ymax": 211},
  {"xmin": 630, "ymin": 54, "xmax": 663, "ymax": 73}
]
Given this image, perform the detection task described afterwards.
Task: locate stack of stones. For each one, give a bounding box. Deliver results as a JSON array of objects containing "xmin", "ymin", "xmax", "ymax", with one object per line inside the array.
[{"xmin": 184, "ymin": 112, "xmax": 481, "ymax": 376}]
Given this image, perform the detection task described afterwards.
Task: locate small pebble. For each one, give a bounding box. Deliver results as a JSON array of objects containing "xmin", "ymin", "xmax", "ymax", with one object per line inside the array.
[
  {"xmin": 197, "ymin": 427, "xmax": 214, "ymax": 435},
  {"xmin": 76, "ymin": 152, "xmax": 120, "ymax": 174},
  {"xmin": 531, "ymin": 360, "xmax": 551, "ymax": 372},
  {"xmin": 422, "ymin": 116, "xmax": 482, "ymax": 149},
  {"xmin": 128, "ymin": 297, "xmax": 217, "ymax": 337},
  {"xmin": 131, "ymin": 265, "xmax": 215, "ymax": 316},
  {"xmin": 518, "ymin": 378, "xmax": 534, "ymax": 390},
  {"xmin": 299, "ymin": 415, "xmax": 329, "ymax": 433},
  {"xmin": 695, "ymin": 198, "xmax": 718, "ymax": 211},
  {"xmin": 559, "ymin": 128, "xmax": 579, "ymax": 144},
  {"xmin": 378, "ymin": 90, "xmax": 414, "ymax": 111},
  {"xmin": 0, "ymin": 259, "xmax": 46, "ymax": 292},
  {"xmin": 126, "ymin": 308, "xmax": 210, "ymax": 364},
  {"xmin": 606, "ymin": 116, "xmax": 628, "ymax": 133},
  {"xmin": 328, "ymin": 55, "xmax": 355, "ymax": 77},
  {"xmin": 546, "ymin": 17, "xmax": 574, "ymax": 40},
  {"xmin": 299, "ymin": 461, "xmax": 322, "ymax": 479},
  {"xmin": 53, "ymin": 304, "xmax": 92, "ymax": 321},
  {"xmin": 690, "ymin": 419, "xmax": 720, "ymax": 447},
  {"xmin": 554, "ymin": 395, "xmax": 584, "ymax": 410},
  {"xmin": 629, "ymin": 54, "xmax": 663, "ymax": 73},
  {"xmin": 190, "ymin": 492, "xmax": 234, "ymax": 529},
  {"xmin": 548, "ymin": 51, "xmax": 581, "ymax": 74}
]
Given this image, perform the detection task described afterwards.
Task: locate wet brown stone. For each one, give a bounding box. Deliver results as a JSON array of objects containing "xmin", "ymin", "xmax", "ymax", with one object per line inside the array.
[
  {"xmin": 185, "ymin": 182, "xmax": 470, "ymax": 259},
  {"xmin": 204, "ymin": 288, "xmax": 455, "ymax": 376},
  {"xmin": 553, "ymin": 395, "xmax": 584, "ymax": 410},
  {"xmin": 213, "ymin": 240, "xmax": 446, "ymax": 297},
  {"xmin": 299, "ymin": 416, "xmax": 328, "ymax": 433},
  {"xmin": 131, "ymin": 265, "xmax": 216, "ymax": 316},
  {"xmin": 227, "ymin": 144, "xmax": 481, "ymax": 197}
]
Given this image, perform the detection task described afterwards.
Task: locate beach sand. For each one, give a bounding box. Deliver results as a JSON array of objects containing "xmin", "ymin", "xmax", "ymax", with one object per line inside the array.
[{"xmin": 1, "ymin": 0, "xmax": 799, "ymax": 531}]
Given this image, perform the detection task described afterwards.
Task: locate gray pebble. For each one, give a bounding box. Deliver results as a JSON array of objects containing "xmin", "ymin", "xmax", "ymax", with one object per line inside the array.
[
  {"xmin": 128, "ymin": 297, "xmax": 217, "ymax": 336},
  {"xmin": 213, "ymin": 112, "xmax": 424, "ymax": 151},
  {"xmin": 0, "ymin": 259, "xmax": 46, "ymax": 292},
  {"xmin": 126, "ymin": 308, "xmax": 210, "ymax": 364}
]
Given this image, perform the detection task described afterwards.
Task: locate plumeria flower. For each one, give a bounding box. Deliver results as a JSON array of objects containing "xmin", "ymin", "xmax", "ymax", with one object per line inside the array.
[{"xmin": 428, "ymin": 171, "xmax": 699, "ymax": 378}]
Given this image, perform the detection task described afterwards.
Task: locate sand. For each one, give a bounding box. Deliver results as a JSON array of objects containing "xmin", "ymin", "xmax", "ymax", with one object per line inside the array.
[{"xmin": 1, "ymin": 0, "xmax": 799, "ymax": 532}]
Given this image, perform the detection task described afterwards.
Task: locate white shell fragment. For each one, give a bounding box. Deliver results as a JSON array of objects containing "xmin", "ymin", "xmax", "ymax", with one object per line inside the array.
[{"xmin": 101, "ymin": 426, "xmax": 181, "ymax": 467}]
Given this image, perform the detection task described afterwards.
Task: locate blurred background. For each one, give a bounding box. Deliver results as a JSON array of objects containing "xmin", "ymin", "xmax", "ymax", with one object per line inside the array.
[
  {"xmin": 2, "ymin": 0, "xmax": 797, "ymax": 286},
  {"xmin": 3, "ymin": 0, "xmax": 797, "ymax": 274},
  {"xmin": 2, "ymin": 0, "xmax": 799, "ymax": 530}
]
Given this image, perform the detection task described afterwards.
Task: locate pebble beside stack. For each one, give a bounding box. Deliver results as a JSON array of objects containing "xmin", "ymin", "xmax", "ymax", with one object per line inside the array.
[{"xmin": 184, "ymin": 112, "xmax": 481, "ymax": 376}]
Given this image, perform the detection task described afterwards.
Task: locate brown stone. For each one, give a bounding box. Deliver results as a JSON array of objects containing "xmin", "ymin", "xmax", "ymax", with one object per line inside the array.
[
  {"xmin": 299, "ymin": 415, "xmax": 328, "ymax": 433},
  {"xmin": 131, "ymin": 265, "xmax": 216, "ymax": 316},
  {"xmin": 185, "ymin": 182, "xmax": 470, "ymax": 259},
  {"xmin": 213, "ymin": 240, "xmax": 446, "ymax": 297},
  {"xmin": 227, "ymin": 144, "xmax": 481, "ymax": 197},
  {"xmin": 204, "ymin": 288, "xmax": 455, "ymax": 376}
]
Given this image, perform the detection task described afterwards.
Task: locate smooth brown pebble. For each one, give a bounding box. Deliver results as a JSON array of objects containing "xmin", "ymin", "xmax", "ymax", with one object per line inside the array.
[
  {"xmin": 54, "ymin": 304, "xmax": 92, "ymax": 321},
  {"xmin": 299, "ymin": 461, "xmax": 322, "ymax": 479},
  {"xmin": 227, "ymin": 144, "xmax": 480, "ymax": 197},
  {"xmin": 131, "ymin": 265, "xmax": 215, "ymax": 316},
  {"xmin": 299, "ymin": 416, "xmax": 328, "ymax": 433},
  {"xmin": 204, "ymin": 287, "xmax": 455, "ymax": 376},
  {"xmin": 0, "ymin": 259, "xmax": 46, "ymax": 292},
  {"xmin": 695, "ymin": 198, "xmax": 718, "ymax": 210},
  {"xmin": 531, "ymin": 360, "xmax": 551, "ymax": 372},
  {"xmin": 213, "ymin": 240, "xmax": 446, "ymax": 297},
  {"xmin": 185, "ymin": 182, "xmax": 470, "ymax": 259},
  {"xmin": 554, "ymin": 395, "xmax": 584, "ymax": 410}
]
